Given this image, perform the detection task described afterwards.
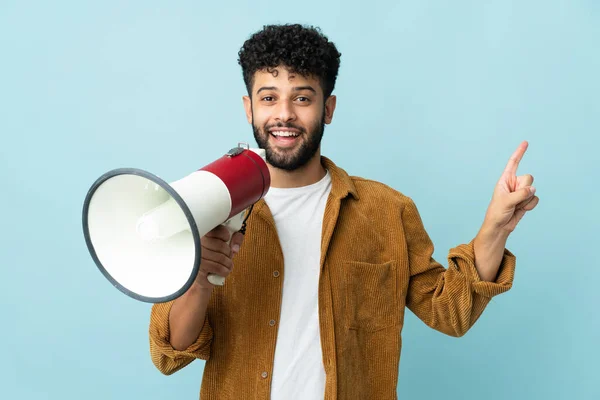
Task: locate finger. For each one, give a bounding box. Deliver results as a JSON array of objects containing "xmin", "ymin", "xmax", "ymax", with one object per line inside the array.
[
  {"xmin": 199, "ymin": 260, "xmax": 231, "ymax": 278},
  {"xmin": 204, "ymin": 225, "xmax": 232, "ymax": 242},
  {"xmin": 201, "ymin": 236, "xmax": 232, "ymax": 256},
  {"xmin": 513, "ymin": 208, "xmax": 527, "ymax": 226},
  {"xmin": 508, "ymin": 185, "xmax": 536, "ymax": 206},
  {"xmin": 503, "ymin": 141, "xmax": 528, "ymax": 177},
  {"xmin": 516, "ymin": 174, "xmax": 534, "ymax": 188},
  {"xmin": 515, "ymin": 193, "xmax": 534, "ymax": 210},
  {"xmin": 521, "ymin": 195, "xmax": 539, "ymax": 212},
  {"xmin": 201, "ymin": 247, "xmax": 234, "ymax": 269},
  {"xmin": 230, "ymin": 231, "xmax": 245, "ymax": 255},
  {"xmin": 515, "ymin": 193, "xmax": 536, "ymax": 210}
]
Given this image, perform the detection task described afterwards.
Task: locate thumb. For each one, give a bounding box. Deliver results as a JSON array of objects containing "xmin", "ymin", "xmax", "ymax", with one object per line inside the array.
[
  {"xmin": 230, "ymin": 231, "xmax": 245, "ymax": 255},
  {"xmin": 509, "ymin": 186, "xmax": 536, "ymax": 207}
]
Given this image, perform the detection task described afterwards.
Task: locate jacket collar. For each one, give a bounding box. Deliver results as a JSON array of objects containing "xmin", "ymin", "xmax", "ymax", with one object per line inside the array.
[
  {"xmin": 253, "ymin": 155, "xmax": 359, "ymax": 218},
  {"xmin": 321, "ymin": 156, "xmax": 359, "ymax": 201}
]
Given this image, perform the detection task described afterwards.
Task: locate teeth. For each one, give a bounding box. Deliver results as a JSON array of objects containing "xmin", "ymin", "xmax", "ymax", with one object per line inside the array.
[{"xmin": 271, "ymin": 131, "xmax": 299, "ymax": 137}]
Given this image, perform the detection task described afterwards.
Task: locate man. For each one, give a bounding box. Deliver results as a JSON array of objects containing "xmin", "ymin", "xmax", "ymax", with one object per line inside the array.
[{"xmin": 148, "ymin": 24, "xmax": 539, "ymax": 399}]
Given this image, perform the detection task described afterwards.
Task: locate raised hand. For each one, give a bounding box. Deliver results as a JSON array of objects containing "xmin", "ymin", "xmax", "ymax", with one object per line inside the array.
[{"xmin": 483, "ymin": 141, "xmax": 540, "ymax": 234}]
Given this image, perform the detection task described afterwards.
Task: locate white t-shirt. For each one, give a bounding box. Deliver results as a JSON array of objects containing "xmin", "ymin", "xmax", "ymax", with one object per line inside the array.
[{"xmin": 263, "ymin": 170, "xmax": 332, "ymax": 400}]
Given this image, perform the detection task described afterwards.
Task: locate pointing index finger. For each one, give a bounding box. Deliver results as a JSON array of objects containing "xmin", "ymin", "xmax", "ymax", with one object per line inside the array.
[{"xmin": 503, "ymin": 141, "xmax": 529, "ymax": 176}]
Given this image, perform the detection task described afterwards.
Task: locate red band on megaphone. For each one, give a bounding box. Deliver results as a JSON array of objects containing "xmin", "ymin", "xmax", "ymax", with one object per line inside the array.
[{"xmin": 200, "ymin": 149, "xmax": 270, "ymax": 218}]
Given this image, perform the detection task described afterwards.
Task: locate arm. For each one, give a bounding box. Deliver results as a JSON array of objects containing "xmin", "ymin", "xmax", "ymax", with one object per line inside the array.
[
  {"xmin": 403, "ymin": 198, "xmax": 515, "ymax": 337},
  {"xmin": 148, "ymin": 226, "xmax": 244, "ymax": 375},
  {"xmin": 169, "ymin": 284, "xmax": 214, "ymax": 351},
  {"xmin": 149, "ymin": 295, "xmax": 213, "ymax": 376},
  {"xmin": 474, "ymin": 141, "xmax": 539, "ymax": 282},
  {"xmin": 473, "ymin": 226, "xmax": 510, "ymax": 282},
  {"xmin": 406, "ymin": 141, "xmax": 539, "ymax": 336}
]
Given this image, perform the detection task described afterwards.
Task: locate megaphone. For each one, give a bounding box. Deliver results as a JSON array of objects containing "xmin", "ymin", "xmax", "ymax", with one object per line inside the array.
[{"xmin": 82, "ymin": 143, "xmax": 270, "ymax": 303}]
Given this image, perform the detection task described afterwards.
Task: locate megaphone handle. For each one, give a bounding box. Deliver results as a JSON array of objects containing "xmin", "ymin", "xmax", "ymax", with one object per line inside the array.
[{"xmin": 206, "ymin": 210, "xmax": 246, "ymax": 286}]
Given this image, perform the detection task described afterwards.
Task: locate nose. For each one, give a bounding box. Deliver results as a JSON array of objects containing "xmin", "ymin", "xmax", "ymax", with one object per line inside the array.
[{"xmin": 275, "ymin": 100, "xmax": 296, "ymax": 123}]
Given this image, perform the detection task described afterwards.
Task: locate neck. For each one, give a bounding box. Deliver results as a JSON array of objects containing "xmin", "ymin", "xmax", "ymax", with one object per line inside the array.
[{"xmin": 268, "ymin": 153, "xmax": 326, "ymax": 188}]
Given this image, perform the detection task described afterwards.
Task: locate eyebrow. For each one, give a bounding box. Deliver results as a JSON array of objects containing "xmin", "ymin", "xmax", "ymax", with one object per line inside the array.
[{"xmin": 256, "ymin": 86, "xmax": 317, "ymax": 95}]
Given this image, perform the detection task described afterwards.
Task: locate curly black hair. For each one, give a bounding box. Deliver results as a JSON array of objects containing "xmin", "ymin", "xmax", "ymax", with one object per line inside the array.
[{"xmin": 238, "ymin": 24, "xmax": 341, "ymax": 99}]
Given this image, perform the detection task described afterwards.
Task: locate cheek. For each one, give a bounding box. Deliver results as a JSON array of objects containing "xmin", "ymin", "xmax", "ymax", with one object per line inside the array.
[
  {"xmin": 302, "ymin": 110, "xmax": 324, "ymax": 127},
  {"xmin": 251, "ymin": 108, "xmax": 270, "ymax": 127}
]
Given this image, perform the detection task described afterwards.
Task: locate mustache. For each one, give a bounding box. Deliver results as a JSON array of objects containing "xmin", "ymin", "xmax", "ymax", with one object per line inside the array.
[{"xmin": 264, "ymin": 122, "xmax": 306, "ymax": 133}]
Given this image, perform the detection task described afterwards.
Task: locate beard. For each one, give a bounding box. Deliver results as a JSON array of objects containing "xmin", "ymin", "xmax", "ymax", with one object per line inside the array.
[{"xmin": 252, "ymin": 111, "xmax": 325, "ymax": 171}]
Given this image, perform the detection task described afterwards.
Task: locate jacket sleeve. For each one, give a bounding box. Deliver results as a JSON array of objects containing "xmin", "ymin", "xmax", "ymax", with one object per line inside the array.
[
  {"xmin": 148, "ymin": 300, "xmax": 213, "ymax": 375},
  {"xmin": 403, "ymin": 197, "xmax": 516, "ymax": 337}
]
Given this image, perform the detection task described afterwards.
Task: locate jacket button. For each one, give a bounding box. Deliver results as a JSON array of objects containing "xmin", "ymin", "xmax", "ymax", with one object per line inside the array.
[
  {"xmin": 273, "ymin": 270, "xmax": 280, "ymax": 277},
  {"xmin": 269, "ymin": 319, "xmax": 276, "ymax": 326},
  {"xmin": 261, "ymin": 371, "xmax": 268, "ymax": 378}
]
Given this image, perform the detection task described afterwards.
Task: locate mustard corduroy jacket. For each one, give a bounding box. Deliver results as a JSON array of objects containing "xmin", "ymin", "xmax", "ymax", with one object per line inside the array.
[{"xmin": 148, "ymin": 157, "xmax": 516, "ymax": 399}]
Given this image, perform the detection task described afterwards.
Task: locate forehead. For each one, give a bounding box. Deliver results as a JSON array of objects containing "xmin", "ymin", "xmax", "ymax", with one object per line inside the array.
[{"xmin": 252, "ymin": 67, "xmax": 322, "ymax": 95}]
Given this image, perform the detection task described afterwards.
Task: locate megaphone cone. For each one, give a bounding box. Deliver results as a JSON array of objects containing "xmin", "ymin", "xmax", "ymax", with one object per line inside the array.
[{"xmin": 82, "ymin": 144, "xmax": 270, "ymax": 303}]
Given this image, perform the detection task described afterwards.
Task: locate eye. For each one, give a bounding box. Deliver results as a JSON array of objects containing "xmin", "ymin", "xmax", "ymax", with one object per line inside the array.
[
  {"xmin": 295, "ymin": 96, "xmax": 310, "ymax": 103},
  {"xmin": 261, "ymin": 96, "xmax": 274, "ymax": 102}
]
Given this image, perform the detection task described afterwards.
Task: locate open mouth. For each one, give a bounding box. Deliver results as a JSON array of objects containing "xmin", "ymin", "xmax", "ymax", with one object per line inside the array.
[
  {"xmin": 271, "ymin": 130, "xmax": 300, "ymax": 138},
  {"xmin": 269, "ymin": 129, "xmax": 301, "ymax": 145}
]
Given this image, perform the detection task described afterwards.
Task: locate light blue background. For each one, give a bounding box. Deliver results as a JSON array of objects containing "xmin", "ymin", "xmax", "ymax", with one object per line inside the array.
[{"xmin": 1, "ymin": 1, "xmax": 598, "ymax": 399}]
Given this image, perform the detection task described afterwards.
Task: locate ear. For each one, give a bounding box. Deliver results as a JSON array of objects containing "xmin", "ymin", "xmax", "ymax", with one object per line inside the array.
[
  {"xmin": 242, "ymin": 95, "xmax": 253, "ymax": 124},
  {"xmin": 324, "ymin": 95, "xmax": 337, "ymax": 124}
]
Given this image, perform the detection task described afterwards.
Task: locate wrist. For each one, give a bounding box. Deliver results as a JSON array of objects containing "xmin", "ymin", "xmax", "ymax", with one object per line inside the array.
[
  {"xmin": 187, "ymin": 281, "xmax": 214, "ymax": 296},
  {"xmin": 475, "ymin": 223, "xmax": 509, "ymax": 251}
]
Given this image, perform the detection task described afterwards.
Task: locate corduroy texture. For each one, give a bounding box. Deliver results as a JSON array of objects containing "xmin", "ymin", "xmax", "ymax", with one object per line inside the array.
[{"xmin": 148, "ymin": 157, "xmax": 516, "ymax": 400}]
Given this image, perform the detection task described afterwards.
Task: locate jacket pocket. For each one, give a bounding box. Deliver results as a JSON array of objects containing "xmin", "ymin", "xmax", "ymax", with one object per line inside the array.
[{"xmin": 344, "ymin": 260, "xmax": 398, "ymax": 332}]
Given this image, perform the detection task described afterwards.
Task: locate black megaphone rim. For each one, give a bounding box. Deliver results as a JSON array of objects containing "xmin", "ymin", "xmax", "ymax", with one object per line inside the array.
[{"xmin": 81, "ymin": 167, "xmax": 201, "ymax": 303}]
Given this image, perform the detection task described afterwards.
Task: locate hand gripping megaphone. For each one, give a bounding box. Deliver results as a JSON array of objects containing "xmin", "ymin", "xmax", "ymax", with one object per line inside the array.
[{"xmin": 82, "ymin": 143, "xmax": 270, "ymax": 303}]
